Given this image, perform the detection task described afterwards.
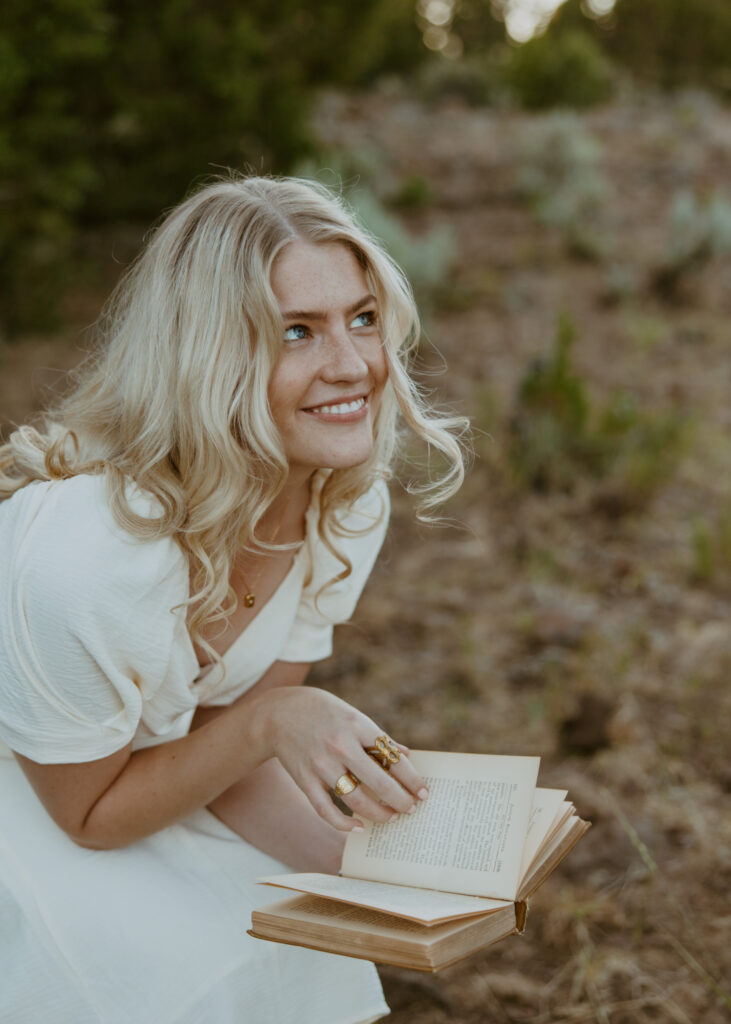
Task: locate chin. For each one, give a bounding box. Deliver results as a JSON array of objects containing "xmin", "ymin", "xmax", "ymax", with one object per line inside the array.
[{"xmin": 322, "ymin": 449, "xmax": 373, "ymax": 471}]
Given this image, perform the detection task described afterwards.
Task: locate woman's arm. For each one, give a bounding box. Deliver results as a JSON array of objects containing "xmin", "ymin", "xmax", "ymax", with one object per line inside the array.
[
  {"xmin": 15, "ymin": 661, "xmax": 427, "ymax": 851},
  {"xmin": 206, "ymin": 757, "xmax": 347, "ymax": 873},
  {"xmin": 15, "ymin": 682, "xmax": 280, "ymax": 850},
  {"xmin": 192, "ymin": 662, "xmax": 345, "ymax": 872}
]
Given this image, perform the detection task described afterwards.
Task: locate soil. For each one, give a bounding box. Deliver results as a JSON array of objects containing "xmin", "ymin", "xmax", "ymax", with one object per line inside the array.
[{"xmin": 1, "ymin": 86, "xmax": 729, "ymax": 1023}]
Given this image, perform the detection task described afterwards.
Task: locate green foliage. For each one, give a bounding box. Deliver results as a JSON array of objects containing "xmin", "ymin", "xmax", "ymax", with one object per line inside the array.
[
  {"xmin": 509, "ymin": 313, "xmax": 591, "ymax": 492},
  {"xmin": 516, "ymin": 114, "xmax": 610, "ymax": 259},
  {"xmin": 553, "ymin": 0, "xmax": 731, "ymax": 96},
  {"xmin": 415, "ymin": 56, "xmax": 497, "ymax": 107},
  {"xmin": 690, "ymin": 507, "xmax": 731, "ymax": 585},
  {"xmin": 450, "ymin": 0, "xmax": 506, "ymax": 56},
  {"xmin": 691, "ymin": 520, "xmax": 715, "ymax": 584},
  {"xmin": 509, "ymin": 313, "xmax": 687, "ymax": 509},
  {"xmin": 653, "ymin": 190, "xmax": 731, "ymax": 301},
  {"xmin": 504, "ymin": 28, "xmax": 614, "ymax": 111},
  {"xmin": 0, "ymin": 0, "xmax": 426, "ymax": 335},
  {"xmin": 594, "ymin": 392, "xmax": 686, "ymax": 509},
  {"xmin": 0, "ymin": 0, "xmax": 110, "ymax": 331},
  {"xmin": 391, "ymin": 175, "xmax": 435, "ymax": 211}
]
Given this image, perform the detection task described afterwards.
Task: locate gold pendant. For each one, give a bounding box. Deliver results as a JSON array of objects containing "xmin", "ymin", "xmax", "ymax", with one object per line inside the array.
[{"xmin": 244, "ymin": 593, "xmax": 256, "ymax": 608}]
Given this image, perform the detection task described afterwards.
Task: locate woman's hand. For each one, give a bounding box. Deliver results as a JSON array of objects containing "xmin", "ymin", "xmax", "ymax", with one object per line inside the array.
[{"xmin": 259, "ymin": 686, "xmax": 429, "ymax": 832}]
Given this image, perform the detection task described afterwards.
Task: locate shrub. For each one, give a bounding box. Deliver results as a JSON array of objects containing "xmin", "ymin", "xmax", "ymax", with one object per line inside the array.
[
  {"xmin": 509, "ymin": 313, "xmax": 591, "ymax": 493},
  {"xmin": 515, "ymin": 114, "xmax": 611, "ymax": 259},
  {"xmin": 415, "ymin": 56, "xmax": 497, "ymax": 107},
  {"xmin": 690, "ymin": 508, "xmax": 731, "ymax": 585},
  {"xmin": 391, "ymin": 175, "xmax": 435, "ymax": 212},
  {"xmin": 504, "ymin": 28, "xmax": 614, "ymax": 111},
  {"xmin": 509, "ymin": 313, "xmax": 687, "ymax": 510},
  {"xmin": 652, "ymin": 190, "xmax": 731, "ymax": 301}
]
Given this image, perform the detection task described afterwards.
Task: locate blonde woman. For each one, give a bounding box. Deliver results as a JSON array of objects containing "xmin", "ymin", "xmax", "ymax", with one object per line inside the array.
[{"xmin": 0, "ymin": 176, "xmax": 466, "ymax": 1024}]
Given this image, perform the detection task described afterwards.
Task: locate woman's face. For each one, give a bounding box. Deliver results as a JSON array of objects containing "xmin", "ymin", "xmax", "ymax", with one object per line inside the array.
[{"xmin": 268, "ymin": 239, "xmax": 388, "ymax": 481}]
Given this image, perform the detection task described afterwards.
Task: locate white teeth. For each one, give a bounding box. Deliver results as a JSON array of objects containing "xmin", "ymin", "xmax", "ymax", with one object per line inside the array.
[{"xmin": 312, "ymin": 398, "xmax": 366, "ymax": 415}]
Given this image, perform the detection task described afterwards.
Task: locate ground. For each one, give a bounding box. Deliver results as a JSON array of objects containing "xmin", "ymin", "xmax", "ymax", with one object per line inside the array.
[{"xmin": 1, "ymin": 85, "xmax": 729, "ymax": 1024}]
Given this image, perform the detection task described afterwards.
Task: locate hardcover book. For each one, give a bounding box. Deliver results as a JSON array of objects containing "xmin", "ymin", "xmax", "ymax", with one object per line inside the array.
[{"xmin": 250, "ymin": 751, "xmax": 590, "ymax": 971}]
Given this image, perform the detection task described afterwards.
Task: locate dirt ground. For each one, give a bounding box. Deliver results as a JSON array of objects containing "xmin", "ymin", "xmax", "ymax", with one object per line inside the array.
[{"xmin": 1, "ymin": 86, "xmax": 729, "ymax": 1023}]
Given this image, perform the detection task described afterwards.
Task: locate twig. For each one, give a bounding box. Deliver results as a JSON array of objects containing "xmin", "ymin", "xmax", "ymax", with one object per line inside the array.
[{"xmin": 659, "ymin": 927, "xmax": 731, "ymax": 1012}]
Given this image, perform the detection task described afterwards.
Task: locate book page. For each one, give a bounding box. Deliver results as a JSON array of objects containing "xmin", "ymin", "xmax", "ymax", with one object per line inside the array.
[
  {"xmin": 257, "ymin": 872, "xmax": 511, "ymax": 924},
  {"xmin": 519, "ymin": 789, "xmax": 568, "ymax": 879},
  {"xmin": 255, "ymin": 894, "xmax": 431, "ymax": 935},
  {"xmin": 342, "ymin": 751, "xmax": 540, "ymax": 901},
  {"xmin": 517, "ymin": 815, "xmax": 591, "ymax": 900}
]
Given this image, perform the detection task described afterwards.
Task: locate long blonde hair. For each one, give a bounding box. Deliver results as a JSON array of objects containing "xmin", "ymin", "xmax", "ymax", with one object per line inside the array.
[{"xmin": 0, "ymin": 175, "xmax": 468, "ymax": 651}]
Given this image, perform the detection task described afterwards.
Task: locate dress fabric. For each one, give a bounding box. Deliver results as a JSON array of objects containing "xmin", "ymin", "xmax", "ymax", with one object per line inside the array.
[{"xmin": 0, "ymin": 473, "xmax": 391, "ymax": 1024}]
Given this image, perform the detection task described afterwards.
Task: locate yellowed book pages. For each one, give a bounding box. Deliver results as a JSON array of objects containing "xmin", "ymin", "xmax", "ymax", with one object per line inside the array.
[
  {"xmin": 257, "ymin": 872, "xmax": 512, "ymax": 924},
  {"xmin": 250, "ymin": 894, "xmax": 525, "ymax": 971},
  {"xmin": 342, "ymin": 751, "xmax": 540, "ymax": 901},
  {"xmin": 519, "ymin": 788, "xmax": 568, "ymax": 877}
]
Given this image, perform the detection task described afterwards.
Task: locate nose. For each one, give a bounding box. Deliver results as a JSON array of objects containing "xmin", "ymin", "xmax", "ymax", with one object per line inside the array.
[{"xmin": 320, "ymin": 325, "xmax": 369, "ymax": 383}]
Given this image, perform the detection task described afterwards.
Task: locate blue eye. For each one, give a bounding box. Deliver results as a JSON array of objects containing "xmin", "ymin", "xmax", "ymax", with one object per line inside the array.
[
  {"xmin": 351, "ymin": 311, "xmax": 376, "ymax": 329},
  {"xmin": 284, "ymin": 324, "xmax": 310, "ymax": 342}
]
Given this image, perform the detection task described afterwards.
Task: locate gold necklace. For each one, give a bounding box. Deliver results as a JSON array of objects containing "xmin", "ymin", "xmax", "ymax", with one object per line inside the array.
[{"xmin": 239, "ymin": 501, "xmax": 290, "ymax": 608}]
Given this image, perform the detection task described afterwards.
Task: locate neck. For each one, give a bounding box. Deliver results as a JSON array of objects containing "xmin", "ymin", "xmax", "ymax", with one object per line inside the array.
[{"xmin": 257, "ymin": 470, "xmax": 317, "ymax": 540}]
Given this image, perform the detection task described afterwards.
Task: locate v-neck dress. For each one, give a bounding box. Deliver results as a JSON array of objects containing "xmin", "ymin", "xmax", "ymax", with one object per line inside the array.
[{"xmin": 0, "ymin": 473, "xmax": 390, "ymax": 1024}]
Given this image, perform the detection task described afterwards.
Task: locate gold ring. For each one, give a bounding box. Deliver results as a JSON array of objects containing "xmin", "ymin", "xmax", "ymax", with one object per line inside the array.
[
  {"xmin": 365, "ymin": 735, "xmax": 402, "ymax": 772},
  {"xmin": 333, "ymin": 771, "xmax": 359, "ymax": 796}
]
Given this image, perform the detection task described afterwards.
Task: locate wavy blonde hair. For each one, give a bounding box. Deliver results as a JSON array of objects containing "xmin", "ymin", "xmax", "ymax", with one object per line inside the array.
[{"xmin": 0, "ymin": 175, "xmax": 468, "ymax": 653}]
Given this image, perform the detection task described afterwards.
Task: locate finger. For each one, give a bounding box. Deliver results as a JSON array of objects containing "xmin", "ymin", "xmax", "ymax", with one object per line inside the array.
[
  {"xmin": 344, "ymin": 784, "xmax": 404, "ymax": 825},
  {"xmin": 351, "ymin": 752, "xmax": 420, "ymax": 815},
  {"xmin": 356, "ymin": 739, "xmax": 428, "ymax": 805},
  {"xmin": 306, "ymin": 780, "xmax": 364, "ymax": 833},
  {"xmin": 388, "ymin": 755, "xmax": 429, "ymax": 801},
  {"xmin": 326, "ymin": 761, "xmax": 399, "ymax": 824}
]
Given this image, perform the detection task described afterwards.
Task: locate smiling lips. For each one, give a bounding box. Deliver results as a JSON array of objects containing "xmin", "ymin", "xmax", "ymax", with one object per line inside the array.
[{"xmin": 302, "ymin": 395, "xmax": 369, "ymax": 422}]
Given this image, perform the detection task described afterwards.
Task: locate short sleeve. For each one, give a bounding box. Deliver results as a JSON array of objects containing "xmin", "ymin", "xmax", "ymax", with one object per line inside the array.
[
  {"xmin": 279, "ymin": 478, "xmax": 389, "ymax": 663},
  {"xmin": 0, "ymin": 476, "xmax": 189, "ymax": 764}
]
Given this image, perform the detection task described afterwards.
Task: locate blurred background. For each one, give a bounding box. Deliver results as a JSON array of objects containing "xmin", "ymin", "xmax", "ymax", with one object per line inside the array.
[{"xmin": 1, "ymin": 1, "xmax": 730, "ymax": 1020}]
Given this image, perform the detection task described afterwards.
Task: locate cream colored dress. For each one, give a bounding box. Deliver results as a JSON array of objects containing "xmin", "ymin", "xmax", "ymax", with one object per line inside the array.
[{"xmin": 0, "ymin": 473, "xmax": 390, "ymax": 1024}]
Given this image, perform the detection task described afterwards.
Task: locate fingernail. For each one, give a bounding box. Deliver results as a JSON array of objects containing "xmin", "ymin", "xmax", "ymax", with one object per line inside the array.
[
  {"xmin": 351, "ymin": 824, "xmax": 364, "ymax": 833},
  {"xmin": 407, "ymin": 804, "xmax": 417, "ymax": 814},
  {"xmin": 389, "ymin": 813, "xmax": 399, "ymax": 823},
  {"xmin": 417, "ymin": 788, "xmax": 429, "ymax": 800}
]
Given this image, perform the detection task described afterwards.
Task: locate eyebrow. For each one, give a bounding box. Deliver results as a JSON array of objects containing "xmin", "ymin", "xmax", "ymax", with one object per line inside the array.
[{"xmin": 281, "ymin": 294, "xmax": 377, "ymax": 322}]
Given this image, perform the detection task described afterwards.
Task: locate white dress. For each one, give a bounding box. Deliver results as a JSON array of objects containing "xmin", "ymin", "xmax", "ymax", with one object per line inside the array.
[{"xmin": 0, "ymin": 473, "xmax": 391, "ymax": 1024}]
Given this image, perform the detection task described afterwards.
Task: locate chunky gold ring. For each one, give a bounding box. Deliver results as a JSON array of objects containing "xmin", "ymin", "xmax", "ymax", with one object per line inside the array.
[
  {"xmin": 333, "ymin": 771, "xmax": 359, "ymax": 796},
  {"xmin": 365, "ymin": 735, "xmax": 402, "ymax": 772}
]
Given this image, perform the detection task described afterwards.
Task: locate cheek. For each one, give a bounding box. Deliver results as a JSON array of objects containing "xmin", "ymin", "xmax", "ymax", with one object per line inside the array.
[
  {"xmin": 368, "ymin": 338, "xmax": 388, "ymax": 385},
  {"xmin": 267, "ymin": 360, "xmax": 300, "ymax": 426}
]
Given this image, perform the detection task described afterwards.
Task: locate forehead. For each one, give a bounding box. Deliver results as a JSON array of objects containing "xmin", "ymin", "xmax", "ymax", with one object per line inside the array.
[{"xmin": 270, "ymin": 240, "xmax": 369, "ymax": 311}]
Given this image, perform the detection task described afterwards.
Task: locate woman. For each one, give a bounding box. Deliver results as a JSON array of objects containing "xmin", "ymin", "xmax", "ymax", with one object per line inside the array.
[{"xmin": 0, "ymin": 176, "xmax": 466, "ymax": 1023}]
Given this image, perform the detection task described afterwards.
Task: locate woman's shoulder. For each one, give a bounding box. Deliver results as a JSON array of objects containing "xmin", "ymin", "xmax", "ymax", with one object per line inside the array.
[{"xmin": 2, "ymin": 474, "xmax": 187, "ymax": 606}]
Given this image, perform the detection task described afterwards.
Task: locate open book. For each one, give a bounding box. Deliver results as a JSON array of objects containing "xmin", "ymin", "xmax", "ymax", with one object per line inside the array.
[{"xmin": 249, "ymin": 751, "xmax": 590, "ymax": 971}]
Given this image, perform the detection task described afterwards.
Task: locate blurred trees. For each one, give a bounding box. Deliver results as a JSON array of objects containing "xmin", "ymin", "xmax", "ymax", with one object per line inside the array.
[
  {"xmin": 4, "ymin": 0, "xmax": 731, "ymax": 335},
  {"xmin": 552, "ymin": 0, "xmax": 731, "ymax": 94},
  {"xmin": 504, "ymin": 28, "xmax": 613, "ymax": 110},
  {"xmin": 0, "ymin": 0, "xmax": 424, "ymax": 334}
]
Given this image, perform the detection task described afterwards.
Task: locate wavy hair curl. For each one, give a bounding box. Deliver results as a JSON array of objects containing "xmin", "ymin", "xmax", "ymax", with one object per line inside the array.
[{"xmin": 0, "ymin": 175, "xmax": 468, "ymax": 654}]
